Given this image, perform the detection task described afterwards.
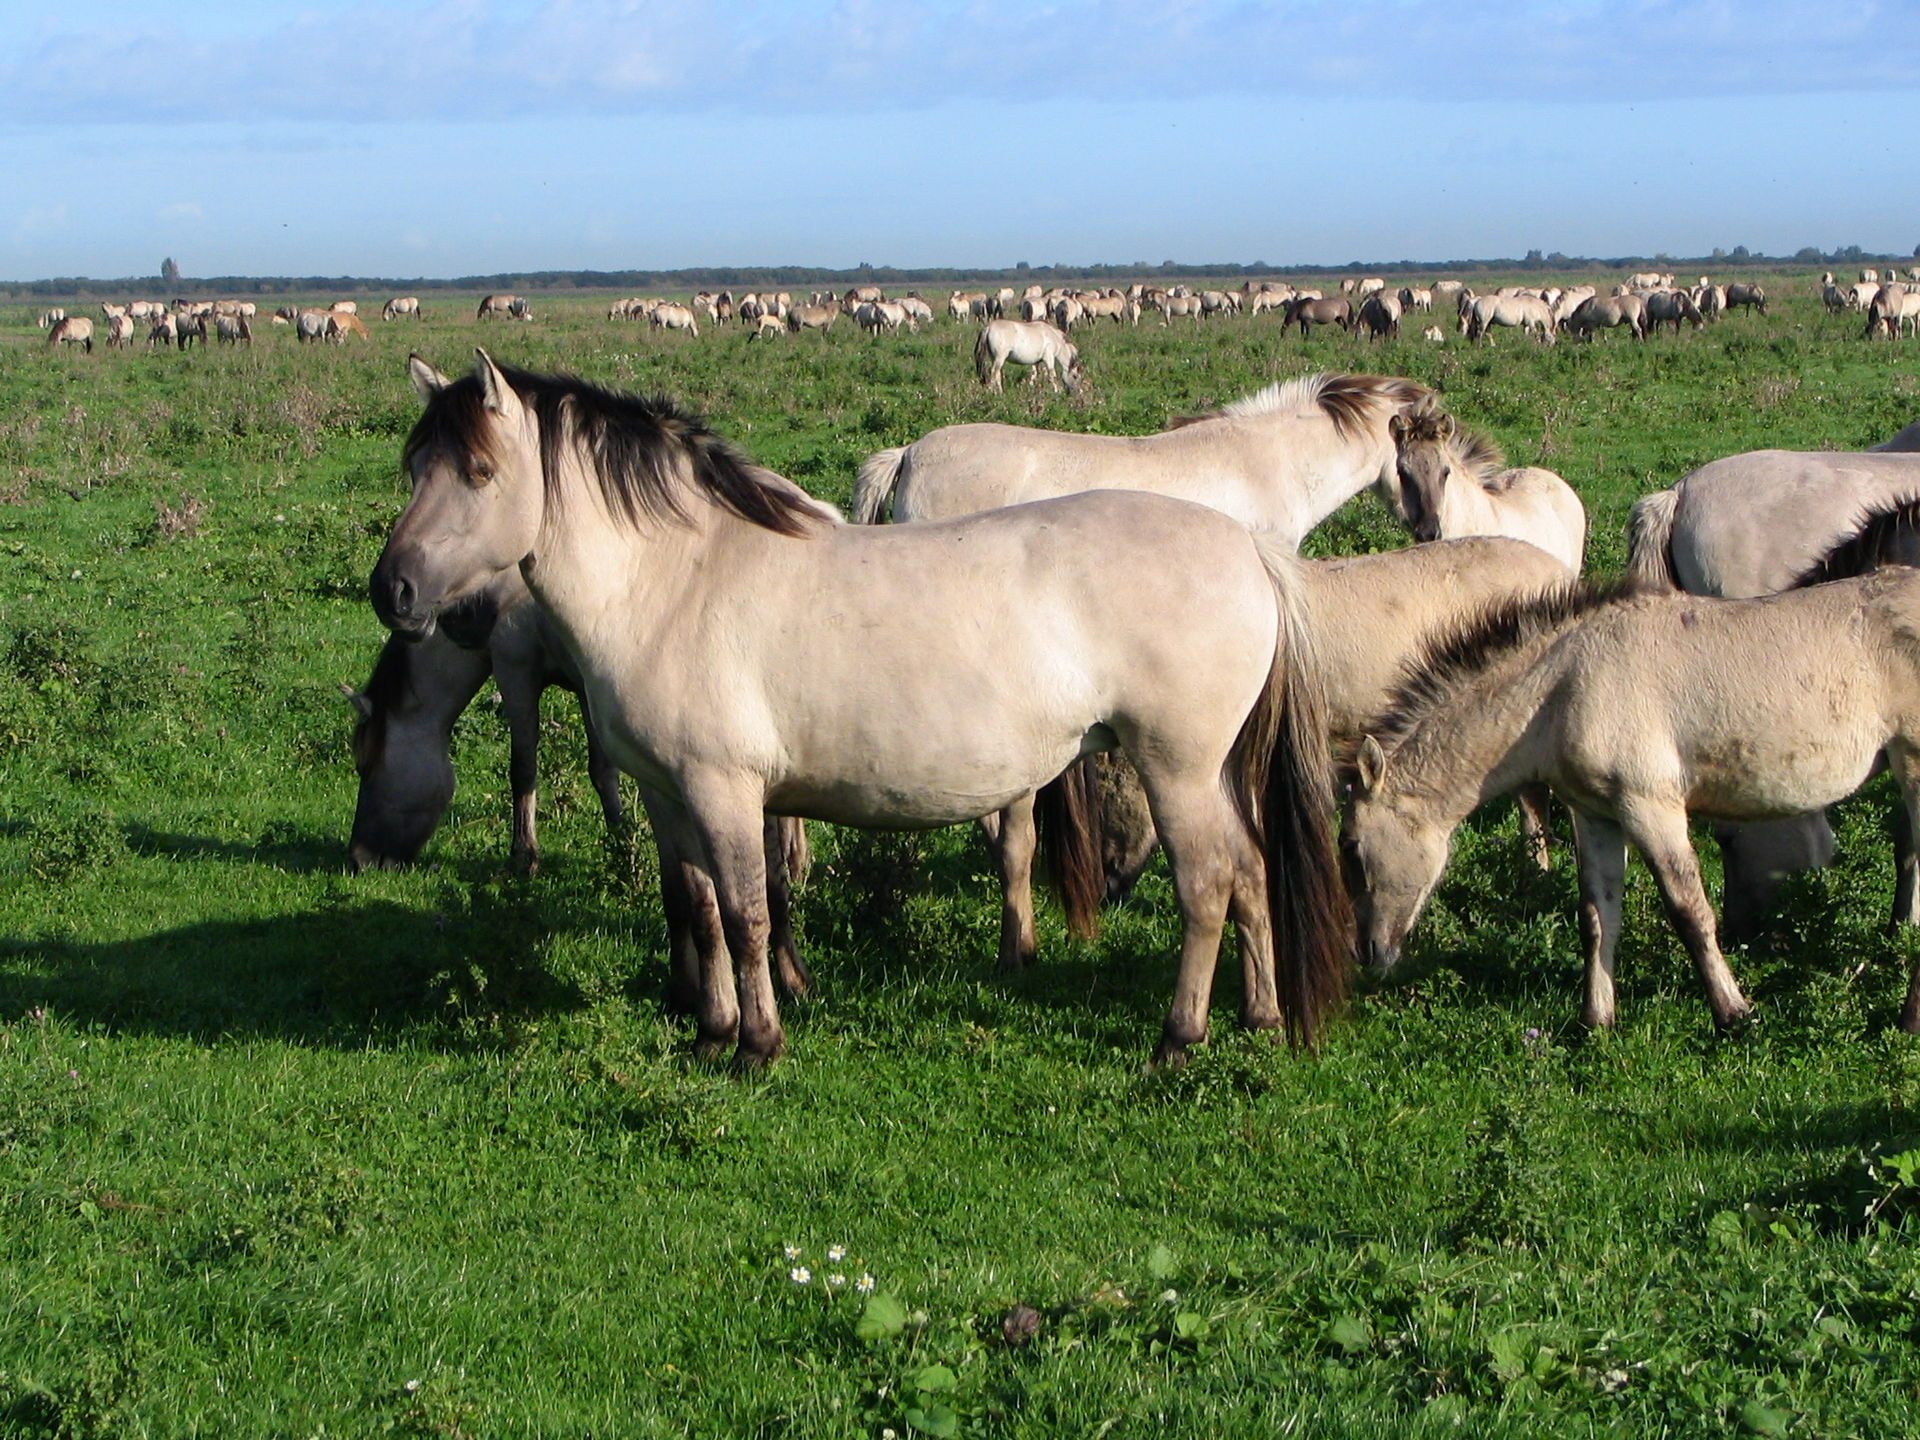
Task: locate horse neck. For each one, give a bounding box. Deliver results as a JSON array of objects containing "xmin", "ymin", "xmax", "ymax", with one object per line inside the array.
[
  {"xmin": 526, "ymin": 467, "xmax": 708, "ymax": 651},
  {"xmin": 1274, "ymin": 413, "xmax": 1397, "ymax": 536},
  {"xmin": 1383, "ymin": 638, "xmax": 1568, "ymax": 827},
  {"xmin": 1438, "ymin": 464, "xmax": 1501, "ymax": 537},
  {"xmin": 386, "ymin": 631, "xmax": 491, "ymax": 739}
]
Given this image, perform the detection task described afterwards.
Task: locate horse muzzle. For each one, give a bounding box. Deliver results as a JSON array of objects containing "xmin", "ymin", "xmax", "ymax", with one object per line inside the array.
[
  {"xmin": 369, "ymin": 561, "xmax": 438, "ymax": 639},
  {"xmin": 1363, "ymin": 937, "xmax": 1400, "ymax": 975},
  {"xmin": 1411, "ymin": 517, "xmax": 1441, "ymax": 544}
]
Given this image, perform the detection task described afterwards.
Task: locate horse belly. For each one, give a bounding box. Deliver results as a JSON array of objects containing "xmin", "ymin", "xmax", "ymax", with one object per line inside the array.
[{"xmin": 1681, "ymin": 721, "xmax": 1884, "ymax": 821}]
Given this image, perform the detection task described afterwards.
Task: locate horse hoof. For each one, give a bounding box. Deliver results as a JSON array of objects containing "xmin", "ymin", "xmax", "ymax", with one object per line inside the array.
[
  {"xmin": 1714, "ymin": 1006, "xmax": 1756, "ymax": 1036},
  {"xmin": 1150, "ymin": 1038, "xmax": 1195, "ymax": 1072},
  {"xmin": 732, "ymin": 1037, "xmax": 785, "ymax": 1075},
  {"xmin": 692, "ymin": 1028, "xmax": 737, "ymax": 1063},
  {"xmin": 1240, "ymin": 1009, "xmax": 1282, "ymax": 1034}
]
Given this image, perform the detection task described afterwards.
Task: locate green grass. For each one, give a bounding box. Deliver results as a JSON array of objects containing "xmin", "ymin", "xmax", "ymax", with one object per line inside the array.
[{"xmin": 4, "ymin": 278, "xmax": 1920, "ymax": 1437}]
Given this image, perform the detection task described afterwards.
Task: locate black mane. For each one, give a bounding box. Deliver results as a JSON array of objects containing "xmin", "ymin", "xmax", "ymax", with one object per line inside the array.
[
  {"xmin": 403, "ymin": 364, "xmax": 823, "ymax": 538},
  {"xmin": 1370, "ymin": 579, "xmax": 1642, "ymax": 754},
  {"xmin": 1792, "ymin": 494, "xmax": 1920, "ymax": 588}
]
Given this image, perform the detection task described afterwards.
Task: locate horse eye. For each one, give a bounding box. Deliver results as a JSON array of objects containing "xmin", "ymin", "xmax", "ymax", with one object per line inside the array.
[{"xmin": 468, "ymin": 460, "xmax": 494, "ymax": 484}]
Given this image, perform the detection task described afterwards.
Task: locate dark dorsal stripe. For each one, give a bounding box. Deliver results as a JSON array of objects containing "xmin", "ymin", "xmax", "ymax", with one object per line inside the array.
[
  {"xmin": 403, "ymin": 364, "xmax": 822, "ymax": 538},
  {"xmin": 1370, "ymin": 578, "xmax": 1641, "ymax": 755},
  {"xmin": 1792, "ymin": 494, "xmax": 1920, "ymax": 588}
]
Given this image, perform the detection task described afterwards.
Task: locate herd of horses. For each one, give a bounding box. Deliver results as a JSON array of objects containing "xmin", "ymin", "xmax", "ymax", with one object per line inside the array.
[
  {"xmin": 36, "ymin": 295, "xmax": 427, "ymax": 351},
  {"xmin": 344, "ymin": 346, "xmax": 1920, "ymax": 1072}
]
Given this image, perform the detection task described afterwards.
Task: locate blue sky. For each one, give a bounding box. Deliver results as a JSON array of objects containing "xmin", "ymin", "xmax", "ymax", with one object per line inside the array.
[{"xmin": 5, "ymin": 1, "xmax": 1917, "ymax": 279}]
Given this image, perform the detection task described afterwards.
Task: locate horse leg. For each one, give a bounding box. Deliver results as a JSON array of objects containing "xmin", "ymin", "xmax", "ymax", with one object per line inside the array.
[
  {"xmin": 577, "ymin": 691, "xmax": 625, "ymax": 835},
  {"xmin": 1624, "ymin": 802, "xmax": 1751, "ymax": 1030},
  {"xmin": 1571, "ymin": 810, "xmax": 1628, "ymax": 1028},
  {"xmin": 996, "ymin": 794, "xmax": 1039, "ymax": 971},
  {"xmin": 765, "ymin": 814, "xmax": 811, "ymax": 999},
  {"xmin": 1144, "ymin": 780, "xmax": 1238, "ymax": 1067},
  {"xmin": 1517, "ymin": 784, "xmax": 1553, "ymax": 871},
  {"xmin": 1718, "ymin": 814, "xmax": 1834, "ymax": 945},
  {"xmin": 646, "ymin": 792, "xmax": 738, "ymax": 1045},
  {"xmin": 500, "ymin": 672, "xmax": 542, "ymax": 874},
  {"xmin": 1223, "ymin": 816, "xmax": 1281, "ymax": 1034},
  {"xmin": 686, "ymin": 781, "xmax": 784, "ymax": 1069}
]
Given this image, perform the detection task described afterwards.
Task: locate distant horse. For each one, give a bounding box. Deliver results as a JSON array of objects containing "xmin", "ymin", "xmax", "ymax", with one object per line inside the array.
[
  {"xmin": 972, "ymin": 320, "xmax": 1082, "ymax": 393},
  {"xmin": 105, "ymin": 314, "xmax": 136, "ymax": 348},
  {"xmin": 36, "ymin": 307, "xmax": 66, "ymax": 329},
  {"xmin": 1644, "ymin": 289, "xmax": 1704, "ymax": 333},
  {"xmin": 1356, "ymin": 292, "xmax": 1402, "ymax": 340},
  {"xmin": 1564, "ymin": 293, "xmax": 1645, "ymax": 341},
  {"xmin": 1344, "ymin": 572, "xmax": 1920, "ymax": 1033},
  {"xmin": 325, "ymin": 313, "xmax": 369, "ymax": 342},
  {"xmin": 854, "ymin": 372, "xmax": 1432, "ymax": 546},
  {"xmin": 786, "ymin": 303, "xmax": 837, "ymax": 334},
  {"xmin": 296, "ymin": 311, "xmax": 330, "ymax": 343},
  {"xmin": 383, "ymin": 297, "xmax": 423, "ymax": 320},
  {"xmin": 214, "ymin": 314, "xmax": 252, "ymax": 345},
  {"xmin": 1467, "ymin": 294, "xmax": 1555, "ymax": 343},
  {"xmin": 370, "ymin": 352, "xmax": 1353, "ymax": 1067},
  {"xmin": 1724, "ymin": 283, "xmax": 1768, "ymax": 316},
  {"xmin": 476, "ymin": 293, "xmax": 519, "ymax": 320},
  {"xmin": 46, "ymin": 316, "xmax": 92, "ymax": 353},
  {"xmin": 1284, "ymin": 296, "xmax": 1352, "ymax": 336},
  {"xmin": 650, "ymin": 303, "xmax": 700, "ymax": 336}
]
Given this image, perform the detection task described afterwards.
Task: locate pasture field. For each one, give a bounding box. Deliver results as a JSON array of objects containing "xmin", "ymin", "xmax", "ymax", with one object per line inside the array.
[{"xmin": 6, "ymin": 276, "xmax": 1920, "ymax": 1437}]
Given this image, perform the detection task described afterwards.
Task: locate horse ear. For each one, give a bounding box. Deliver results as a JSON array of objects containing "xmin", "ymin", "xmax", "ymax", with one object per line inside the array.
[
  {"xmin": 338, "ymin": 681, "xmax": 373, "ymax": 720},
  {"xmin": 1357, "ymin": 736, "xmax": 1389, "ymax": 794},
  {"xmin": 1438, "ymin": 412, "xmax": 1457, "ymax": 441},
  {"xmin": 473, "ymin": 349, "xmax": 520, "ymax": 420},
  {"xmin": 1388, "ymin": 413, "xmax": 1406, "ymax": 440},
  {"xmin": 408, "ymin": 354, "xmax": 450, "ymax": 403}
]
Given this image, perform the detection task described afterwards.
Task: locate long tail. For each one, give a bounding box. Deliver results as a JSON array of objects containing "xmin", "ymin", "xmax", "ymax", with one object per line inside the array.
[
  {"xmin": 1036, "ymin": 758, "xmax": 1105, "ymax": 941},
  {"xmin": 852, "ymin": 445, "xmax": 908, "ymax": 525},
  {"xmin": 1625, "ymin": 488, "xmax": 1681, "ymax": 590},
  {"xmin": 1793, "ymin": 494, "xmax": 1920, "ymax": 587},
  {"xmin": 1235, "ymin": 534, "xmax": 1353, "ymax": 1048},
  {"xmin": 974, "ymin": 326, "xmax": 993, "ymax": 384}
]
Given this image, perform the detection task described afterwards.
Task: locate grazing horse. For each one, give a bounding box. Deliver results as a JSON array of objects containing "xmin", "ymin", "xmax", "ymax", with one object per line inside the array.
[
  {"xmin": 326, "ymin": 313, "xmax": 370, "ymax": 342},
  {"xmin": 213, "ymin": 314, "xmax": 251, "ymax": 345},
  {"xmin": 650, "ymin": 303, "xmax": 700, "ymax": 336},
  {"xmin": 106, "ymin": 314, "xmax": 136, "ymax": 348},
  {"xmin": 476, "ymin": 294, "xmax": 519, "ymax": 320},
  {"xmin": 1724, "ymin": 283, "xmax": 1767, "ymax": 315},
  {"xmin": 344, "ymin": 570, "xmax": 818, "ymax": 1008},
  {"xmin": 369, "ymin": 352, "xmax": 1352, "ymax": 1068},
  {"xmin": 1344, "ymin": 574, "xmax": 1920, "ymax": 1034},
  {"xmin": 1098, "ymin": 538, "xmax": 1575, "ymax": 898},
  {"xmin": 1466, "ymin": 294, "xmax": 1555, "ymax": 343},
  {"xmin": 854, "ymin": 372, "xmax": 1432, "ymax": 546},
  {"xmin": 972, "ymin": 320, "xmax": 1082, "ymax": 394},
  {"xmin": 148, "ymin": 312, "xmax": 178, "ymax": 347},
  {"xmin": 1565, "ymin": 294, "xmax": 1646, "ymax": 341},
  {"xmin": 384, "ymin": 297, "xmax": 423, "ymax": 320},
  {"xmin": 1284, "ymin": 296, "xmax": 1353, "ymax": 336},
  {"xmin": 175, "ymin": 313, "xmax": 207, "ymax": 350},
  {"xmin": 786, "ymin": 303, "xmax": 837, "ymax": 334},
  {"xmin": 1357, "ymin": 292, "xmax": 1402, "ymax": 340},
  {"xmin": 1645, "ymin": 289, "xmax": 1704, "ymax": 333},
  {"xmin": 1388, "ymin": 404, "xmax": 1587, "ymax": 572},
  {"xmin": 46, "ymin": 316, "xmax": 93, "ymax": 353},
  {"xmin": 296, "ymin": 311, "xmax": 330, "ymax": 343}
]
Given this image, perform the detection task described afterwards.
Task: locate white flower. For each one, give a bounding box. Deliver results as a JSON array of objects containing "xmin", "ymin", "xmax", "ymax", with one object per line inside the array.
[
  {"xmin": 827, "ymin": 1244, "xmax": 847, "ymax": 1262},
  {"xmin": 827, "ymin": 1273, "xmax": 846, "ymax": 1289},
  {"xmin": 1160, "ymin": 1288, "xmax": 1180, "ymax": 1304},
  {"xmin": 783, "ymin": 1243, "xmax": 802, "ymax": 1261},
  {"xmin": 856, "ymin": 1273, "xmax": 876, "ymax": 1294},
  {"xmin": 882, "ymin": 1429, "xmax": 899, "ymax": 1440},
  {"xmin": 789, "ymin": 1266, "xmax": 811, "ymax": 1285}
]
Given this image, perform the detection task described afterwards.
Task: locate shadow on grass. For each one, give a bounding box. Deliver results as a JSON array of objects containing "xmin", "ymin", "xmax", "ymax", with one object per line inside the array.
[{"xmin": 0, "ymin": 888, "xmax": 587, "ymax": 1048}]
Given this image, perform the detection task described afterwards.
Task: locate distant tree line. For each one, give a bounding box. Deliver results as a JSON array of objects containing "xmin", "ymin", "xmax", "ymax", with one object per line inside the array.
[{"xmin": 5, "ymin": 244, "xmax": 1917, "ymax": 300}]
